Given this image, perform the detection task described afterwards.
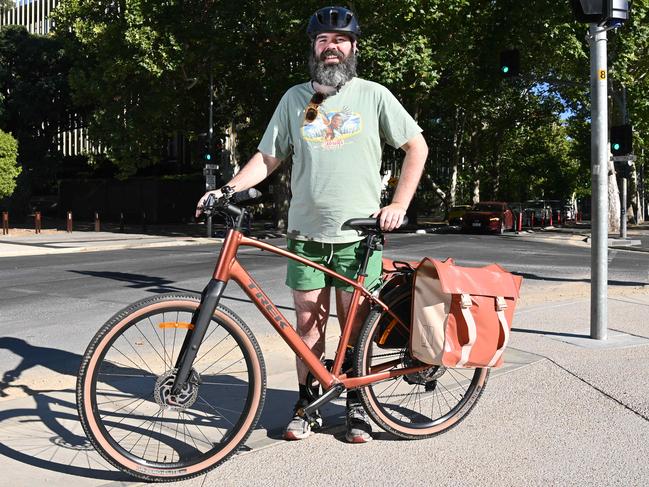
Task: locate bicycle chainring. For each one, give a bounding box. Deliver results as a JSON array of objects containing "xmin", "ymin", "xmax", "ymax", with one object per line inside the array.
[{"xmin": 154, "ymin": 369, "xmax": 200, "ymax": 411}]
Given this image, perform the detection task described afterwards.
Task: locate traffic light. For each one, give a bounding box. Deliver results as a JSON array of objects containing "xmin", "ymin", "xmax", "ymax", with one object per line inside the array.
[
  {"xmin": 571, "ymin": 1, "xmax": 629, "ymax": 25},
  {"xmin": 610, "ymin": 124, "xmax": 632, "ymax": 156},
  {"xmin": 499, "ymin": 49, "xmax": 520, "ymax": 78},
  {"xmin": 606, "ymin": 0, "xmax": 630, "ymax": 26}
]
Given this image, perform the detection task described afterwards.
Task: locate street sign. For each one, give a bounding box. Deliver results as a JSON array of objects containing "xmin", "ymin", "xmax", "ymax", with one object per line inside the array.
[
  {"xmin": 611, "ymin": 155, "xmax": 636, "ymax": 162},
  {"xmin": 206, "ymin": 175, "xmax": 217, "ymax": 190}
]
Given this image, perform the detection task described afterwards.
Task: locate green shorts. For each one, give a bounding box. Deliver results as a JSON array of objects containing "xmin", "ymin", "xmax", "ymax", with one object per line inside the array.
[{"xmin": 285, "ymin": 239, "xmax": 383, "ymax": 292}]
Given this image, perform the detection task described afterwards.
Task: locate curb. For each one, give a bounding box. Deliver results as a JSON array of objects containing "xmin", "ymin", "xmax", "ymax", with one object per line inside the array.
[{"xmin": 0, "ymin": 237, "xmax": 220, "ymax": 258}]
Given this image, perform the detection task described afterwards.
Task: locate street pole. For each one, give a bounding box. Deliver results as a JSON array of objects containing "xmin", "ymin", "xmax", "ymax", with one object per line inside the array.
[
  {"xmin": 590, "ymin": 24, "xmax": 608, "ymax": 340},
  {"xmin": 206, "ymin": 69, "xmax": 214, "ymax": 238},
  {"xmin": 620, "ymin": 176, "xmax": 627, "ymax": 238},
  {"xmin": 620, "ymin": 84, "xmax": 628, "ymax": 239}
]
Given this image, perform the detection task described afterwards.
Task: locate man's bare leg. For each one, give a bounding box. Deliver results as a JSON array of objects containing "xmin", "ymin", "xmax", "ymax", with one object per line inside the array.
[
  {"xmin": 284, "ymin": 288, "xmax": 330, "ymax": 441},
  {"xmin": 335, "ymin": 289, "xmax": 370, "ymax": 344},
  {"xmin": 335, "ymin": 288, "xmax": 373, "ymax": 443},
  {"xmin": 292, "ymin": 288, "xmax": 331, "ymax": 384}
]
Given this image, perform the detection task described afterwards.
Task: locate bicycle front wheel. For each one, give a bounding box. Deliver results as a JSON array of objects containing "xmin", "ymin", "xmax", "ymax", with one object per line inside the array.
[
  {"xmin": 355, "ymin": 291, "xmax": 489, "ymax": 440},
  {"xmin": 77, "ymin": 293, "xmax": 266, "ymax": 482}
]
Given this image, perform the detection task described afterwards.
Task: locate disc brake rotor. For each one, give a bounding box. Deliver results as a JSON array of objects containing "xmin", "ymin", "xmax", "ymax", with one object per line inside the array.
[{"xmin": 154, "ymin": 369, "xmax": 200, "ymax": 411}]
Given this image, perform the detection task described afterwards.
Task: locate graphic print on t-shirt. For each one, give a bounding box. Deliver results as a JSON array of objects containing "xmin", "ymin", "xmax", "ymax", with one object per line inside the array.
[{"xmin": 302, "ymin": 108, "xmax": 362, "ymax": 149}]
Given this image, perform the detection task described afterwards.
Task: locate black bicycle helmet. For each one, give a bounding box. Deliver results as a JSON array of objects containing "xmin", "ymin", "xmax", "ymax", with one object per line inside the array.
[{"xmin": 307, "ymin": 6, "xmax": 361, "ymax": 40}]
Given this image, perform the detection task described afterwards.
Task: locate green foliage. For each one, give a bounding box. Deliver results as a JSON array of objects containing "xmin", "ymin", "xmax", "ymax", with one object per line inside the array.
[
  {"xmin": 0, "ymin": 129, "xmax": 20, "ymax": 198},
  {"xmin": 0, "ymin": 25, "xmax": 75, "ymax": 193},
  {"xmin": 49, "ymin": 0, "xmax": 649, "ymax": 209}
]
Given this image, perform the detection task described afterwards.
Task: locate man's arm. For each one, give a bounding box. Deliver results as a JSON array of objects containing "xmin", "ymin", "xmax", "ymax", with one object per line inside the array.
[
  {"xmin": 195, "ymin": 151, "xmax": 282, "ymax": 217},
  {"xmin": 372, "ymin": 132, "xmax": 428, "ymax": 231}
]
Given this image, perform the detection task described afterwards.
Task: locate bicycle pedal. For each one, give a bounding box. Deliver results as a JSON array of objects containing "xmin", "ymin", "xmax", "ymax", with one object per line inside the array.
[{"xmin": 296, "ymin": 407, "xmax": 320, "ymax": 428}]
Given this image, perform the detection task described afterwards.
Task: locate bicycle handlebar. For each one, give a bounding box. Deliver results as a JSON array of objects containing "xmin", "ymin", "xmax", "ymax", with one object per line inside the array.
[{"xmin": 203, "ymin": 188, "xmax": 263, "ymax": 217}]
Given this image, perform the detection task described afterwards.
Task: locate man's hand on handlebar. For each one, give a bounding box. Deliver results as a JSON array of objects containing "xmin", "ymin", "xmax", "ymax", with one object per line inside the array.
[
  {"xmin": 195, "ymin": 189, "xmax": 223, "ymax": 219},
  {"xmin": 372, "ymin": 203, "xmax": 407, "ymax": 232}
]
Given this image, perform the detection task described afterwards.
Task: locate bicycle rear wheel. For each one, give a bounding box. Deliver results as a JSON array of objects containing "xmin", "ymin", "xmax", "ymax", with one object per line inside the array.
[
  {"xmin": 355, "ymin": 288, "xmax": 489, "ymax": 440},
  {"xmin": 77, "ymin": 293, "xmax": 266, "ymax": 482}
]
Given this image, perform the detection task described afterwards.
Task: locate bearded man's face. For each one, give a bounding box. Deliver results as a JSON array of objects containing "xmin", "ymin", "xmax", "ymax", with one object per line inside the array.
[{"xmin": 309, "ymin": 32, "xmax": 357, "ymax": 89}]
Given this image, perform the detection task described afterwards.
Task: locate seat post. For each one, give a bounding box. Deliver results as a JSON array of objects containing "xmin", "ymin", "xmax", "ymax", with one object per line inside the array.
[{"xmin": 357, "ymin": 233, "xmax": 383, "ymax": 278}]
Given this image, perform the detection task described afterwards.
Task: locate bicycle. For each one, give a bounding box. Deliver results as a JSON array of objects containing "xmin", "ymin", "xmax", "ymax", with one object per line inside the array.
[{"xmin": 76, "ymin": 189, "xmax": 489, "ymax": 482}]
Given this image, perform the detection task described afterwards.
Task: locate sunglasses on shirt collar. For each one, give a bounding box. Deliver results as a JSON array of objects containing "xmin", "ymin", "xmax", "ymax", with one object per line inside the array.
[{"xmin": 304, "ymin": 92, "xmax": 327, "ymax": 123}]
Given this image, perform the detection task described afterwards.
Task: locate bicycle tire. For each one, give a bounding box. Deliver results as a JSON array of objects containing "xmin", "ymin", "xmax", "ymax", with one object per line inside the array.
[
  {"xmin": 77, "ymin": 293, "xmax": 266, "ymax": 482},
  {"xmin": 355, "ymin": 288, "xmax": 489, "ymax": 440}
]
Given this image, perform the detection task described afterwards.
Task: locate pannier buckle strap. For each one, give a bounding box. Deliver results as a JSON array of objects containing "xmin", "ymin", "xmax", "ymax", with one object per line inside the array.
[
  {"xmin": 457, "ymin": 294, "xmax": 477, "ymax": 368},
  {"xmin": 495, "ymin": 296, "xmax": 507, "ymax": 311},
  {"xmin": 460, "ymin": 294, "xmax": 473, "ymax": 309}
]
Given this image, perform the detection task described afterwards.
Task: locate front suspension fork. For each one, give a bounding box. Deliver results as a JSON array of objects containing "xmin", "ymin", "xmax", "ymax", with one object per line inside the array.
[{"xmin": 172, "ymin": 279, "xmax": 226, "ymax": 395}]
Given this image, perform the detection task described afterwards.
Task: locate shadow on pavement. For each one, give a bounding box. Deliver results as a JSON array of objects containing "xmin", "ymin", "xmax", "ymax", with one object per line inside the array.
[
  {"xmin": 68, "ymin": 269, "xmax": 196, "ymax": 294},
  {"xmin": 515, "ymin": 271, "xmax": 647, "ymax": 287},
  {"xmin": 0, "ymin": 337, "xmax": 335, "ymax": 481},
  {"xmin": 511, "ymin": 328, "xmax": 589, "ymax": 339}
]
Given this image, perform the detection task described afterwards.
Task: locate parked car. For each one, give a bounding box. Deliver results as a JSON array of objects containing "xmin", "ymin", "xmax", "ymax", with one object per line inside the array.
[
  {"xmin": 446, "ymin": 205, "xmax": 472, "ymax": 226},
  {"xmin": 523, "ymin": 200, "xmax": 552, "ymax": 226},
  {"xmin": 461, "ymin": 201, "xmax": 514, "ymax": 234}
]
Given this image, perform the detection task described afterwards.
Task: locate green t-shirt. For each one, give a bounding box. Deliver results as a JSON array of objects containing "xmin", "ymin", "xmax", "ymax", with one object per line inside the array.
[{"xmin": 258, "ymin": 77, "xmax": 422, "ymax": 243}]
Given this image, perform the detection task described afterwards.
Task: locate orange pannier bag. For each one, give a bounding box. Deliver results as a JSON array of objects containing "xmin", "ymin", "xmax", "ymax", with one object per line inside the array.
[{"xmin": 410, "ymin": 258, "xmax": 523, "ymax": 368}]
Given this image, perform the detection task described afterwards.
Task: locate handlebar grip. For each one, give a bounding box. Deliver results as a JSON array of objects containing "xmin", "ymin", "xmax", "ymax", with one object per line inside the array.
[{"xmin": 232, "ymin": 188, "xmax": 262, "ymax": 204}]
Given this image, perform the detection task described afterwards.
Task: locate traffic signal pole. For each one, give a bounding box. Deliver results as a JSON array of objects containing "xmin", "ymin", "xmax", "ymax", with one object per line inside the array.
[
  {"xmin": 206, "ymin": 70, "xmax": 215, "ymax": 238},
  {"xmin": 590, "ymin": 24, "xmax": 608, "ymax": 340}
]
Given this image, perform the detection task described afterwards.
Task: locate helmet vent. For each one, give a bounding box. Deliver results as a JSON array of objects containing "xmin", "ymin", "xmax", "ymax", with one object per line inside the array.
[{"xmin": 331, "ymin": 9, "xmax": 339, "ymax": 26}]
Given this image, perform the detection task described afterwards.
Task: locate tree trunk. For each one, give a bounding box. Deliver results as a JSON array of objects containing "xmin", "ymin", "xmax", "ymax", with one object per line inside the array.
[
  {"xmin": 449, "ymin": 108, "xmax": 465, "ymax": 207},
  {"xmin": 632, "ymin": 165, "xmax": 643, "ymax": 224},
  {"xmin": 608, "ymin": 157, "xmax": 620, "ymax": 234},
  {"xmin": 472, "ymin": 179, "xmax": 480, "ymax": 205}
]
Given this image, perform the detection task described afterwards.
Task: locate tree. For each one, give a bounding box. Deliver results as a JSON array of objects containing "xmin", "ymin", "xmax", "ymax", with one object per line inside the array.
[
  {"xmin": 0, "ymin": 26, "xmax": 76, "ymax": 197},
  {"xmin": 51, "ymin": 0, "xmax": 649, "ymax": 226},
  {"xmin": 0, "ymin": 129, "xmax": 20, "ymax": 198}
]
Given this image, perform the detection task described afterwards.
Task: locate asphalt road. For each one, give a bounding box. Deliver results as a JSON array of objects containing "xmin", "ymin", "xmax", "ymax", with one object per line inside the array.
[{"xmin": 1, "ymin": 233, "xmax": 647, "ymax": 365}]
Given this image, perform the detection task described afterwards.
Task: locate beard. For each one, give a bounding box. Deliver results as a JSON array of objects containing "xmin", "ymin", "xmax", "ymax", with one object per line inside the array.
[{"xmin": 309, "ymin": 48, "xmax": 357, "ymax": 89}]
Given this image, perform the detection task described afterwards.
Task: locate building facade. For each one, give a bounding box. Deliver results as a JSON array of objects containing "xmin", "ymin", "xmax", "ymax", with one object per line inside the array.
[{"xmin": 0, "ymin": 0, "xmax": 59, "ymax": 35}]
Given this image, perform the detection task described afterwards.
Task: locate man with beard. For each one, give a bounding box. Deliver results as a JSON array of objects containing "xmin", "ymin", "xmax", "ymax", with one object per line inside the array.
[{"xmin": 196, "ymin": 6, "xmax": 427, "ymax": 443}]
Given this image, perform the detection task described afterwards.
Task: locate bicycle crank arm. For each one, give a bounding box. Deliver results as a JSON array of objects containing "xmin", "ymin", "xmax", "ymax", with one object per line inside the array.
[
  {"xmin": 172, "ymin": 279, "xmax": 227, "ymax": 395},
  {"xmin": 299, "ymin": 383, "xmax": 345, "ymax": 425}
]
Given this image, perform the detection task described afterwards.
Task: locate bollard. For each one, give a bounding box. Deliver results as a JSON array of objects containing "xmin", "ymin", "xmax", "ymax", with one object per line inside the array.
[
  {"xmin": 94, "ymin": 211, "xmax": 101, "ymax": 232},
  {"xmin": 141, "ymin": 211, "xmax": 147, "ymax": 233},
  {"xmin": 2, "ymin": 211, "xmax": 8, "ymax": 235},
  {"xmin": 66, "ymin": 211, "xmax": 73, "ymax": 233},
  {"xmin": 517, "ymin": 212, "xmax": 523, "ymax": 234},
  {"xmin": 119, "ymin": 212, "xmax": 125, "ymax": 233},
  {"xmin": 549, "ymin": 211, "xmax": 553, "ymax": 227},
  {"xmin": 531, "ymin": 212, "xmax": 535, "ymax": 229},
  {"xmin": 557, "ymin": 211, "xmax": 561, "ymax": 226},
  {"xmin": 35, "ymin": 211, "xmax": 42, "ymax": 234}
]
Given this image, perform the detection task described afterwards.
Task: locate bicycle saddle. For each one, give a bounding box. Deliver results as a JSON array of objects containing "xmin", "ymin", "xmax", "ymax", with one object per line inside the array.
[{"xmin": 342, "ymin": 217, "xmax": 409, "ymax": 233}]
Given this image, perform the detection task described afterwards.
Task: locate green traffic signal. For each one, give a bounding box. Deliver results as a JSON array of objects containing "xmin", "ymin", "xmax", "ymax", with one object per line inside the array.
[
  {"xmin": 612, "ymin": 143, "xmax": 620, "ymax": 151},
  {"xmin": 205, "ymin": 154, "xmax": 212, "ymax": 161},
  {"xmin": 502, "ymin": 66, "xmax": 509, "ymax": 74}
]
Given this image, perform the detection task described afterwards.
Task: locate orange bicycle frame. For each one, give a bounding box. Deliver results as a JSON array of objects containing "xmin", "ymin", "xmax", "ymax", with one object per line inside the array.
[{"xmin": 211, "ymin": 228, "xmax": 428, "ymax": 391}]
